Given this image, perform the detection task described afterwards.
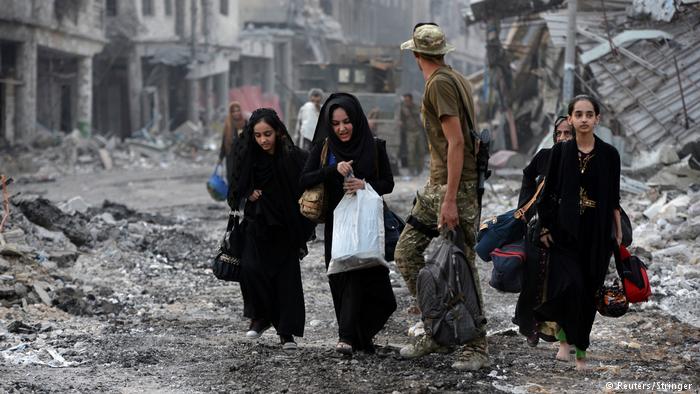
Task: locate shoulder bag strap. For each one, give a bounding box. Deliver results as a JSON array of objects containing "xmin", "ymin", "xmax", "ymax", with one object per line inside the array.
[
  {"xmin": 320, "ymin": 138, "xmax": 329, "ymax": 166},
  {"xmin": 514, "ymin": 178, "xmax": 546, "ymax": 220}
]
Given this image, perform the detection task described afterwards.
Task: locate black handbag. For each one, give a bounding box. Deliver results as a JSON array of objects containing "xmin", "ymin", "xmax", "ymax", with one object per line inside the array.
[
  {"xmin": 212, "ymin": 211, "xmax": 245, "ymax": 282},
  {"xmin": 595, "ymin": 279, "xmax": 629, "ymax": 318},
  {"xmin": 383, "ymin": 202, "xmax": 405, "ymax": 261}
]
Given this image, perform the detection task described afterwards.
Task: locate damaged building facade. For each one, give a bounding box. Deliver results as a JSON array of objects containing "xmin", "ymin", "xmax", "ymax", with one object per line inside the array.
[
  {"xmin": 95, "ymin": 0, "xmax": 241, "ymax": 138},
  {"xmin": 2, "ymin": 0, "xmax": 489, "ymax": 147},
  {"xmin": 465, "ymin": 0, "xmax": 700, "ymax": 161},
  {"xmin": 237, "ymin": 0, "xmax": 485, "ymax": 116},
  {"xmin": 0, "ymin": 0, "xmax": 106, "ymax": 145}
]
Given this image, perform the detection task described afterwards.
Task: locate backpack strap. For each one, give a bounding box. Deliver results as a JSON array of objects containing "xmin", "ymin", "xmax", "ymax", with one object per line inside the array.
[{"xmin": 427, "ymin": 68, "xmax": 477, "ymax": 155}]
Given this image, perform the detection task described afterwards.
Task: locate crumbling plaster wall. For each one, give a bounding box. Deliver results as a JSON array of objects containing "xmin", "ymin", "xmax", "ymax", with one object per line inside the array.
[{"xmin": 0, "ymin": 0, "xmax": 105, "ymax": 143}]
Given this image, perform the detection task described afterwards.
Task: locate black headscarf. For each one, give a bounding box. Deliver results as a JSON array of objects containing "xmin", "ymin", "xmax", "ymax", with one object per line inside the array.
[
  {"xmin": 230, "ymin": 108, "xmax": 313, "ymax": 248},
  {"xmin": 312, "ymin": 93, "xmax": 377, "ymax": 180},
  {"xmin": 552, "ymin": 115, "xmax": 569, "ymax": 144}
]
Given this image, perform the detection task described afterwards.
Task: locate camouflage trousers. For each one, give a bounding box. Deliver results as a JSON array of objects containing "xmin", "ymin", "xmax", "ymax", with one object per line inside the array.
[{"xmin": 394, "ymin": 180, "xmax": 485, "ymax": 325}]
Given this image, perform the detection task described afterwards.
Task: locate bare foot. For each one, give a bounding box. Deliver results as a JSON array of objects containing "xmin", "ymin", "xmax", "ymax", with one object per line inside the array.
[
  {"xmin": 575, "ymin": 357, "xmax": 588, "ymax": 371},
  {"xmin": 406, "ymin": 305, "xmax": 421, "ymax": 315},
  {"xmin": 556, "ymin": 342, "xmax": 570, "ymax": 361}
]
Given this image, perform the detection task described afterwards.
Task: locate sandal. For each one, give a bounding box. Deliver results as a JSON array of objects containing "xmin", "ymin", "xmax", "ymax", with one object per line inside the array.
[{"xmin": 335, "ymin": 341, "xmax": 353, "ymax": 355}]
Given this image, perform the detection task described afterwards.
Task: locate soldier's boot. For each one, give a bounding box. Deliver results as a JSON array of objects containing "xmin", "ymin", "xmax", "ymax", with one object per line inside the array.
[
  {"xmin": 399, "ymin": 334, "xmax": 450, "ymax": 359},
  {"xmin": 451, "ymin": 336, "xmax": 491, "ymax": 371}
]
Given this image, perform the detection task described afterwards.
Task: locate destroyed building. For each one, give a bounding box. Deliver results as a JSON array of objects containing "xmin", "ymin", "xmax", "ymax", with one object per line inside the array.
[
  {"xmin": 0, "ymin": 0, "xmax": 107, "ymax": 145},
  {"xmin": 464, "ymin": 0, "xmax": 700, "ymax": 162},
  {"xmin": 236, "ymin": 0, "xmax": 488, "ymax": 162},
  {"xmin": 94, "ymin": 0, "xmax": 241, "ymax": 138}
]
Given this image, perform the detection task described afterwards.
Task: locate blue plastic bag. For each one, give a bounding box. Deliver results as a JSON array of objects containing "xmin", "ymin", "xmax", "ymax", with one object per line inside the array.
[{"xmin": 207, "ymin": 163, "xmax": 228, "ymax": 201}]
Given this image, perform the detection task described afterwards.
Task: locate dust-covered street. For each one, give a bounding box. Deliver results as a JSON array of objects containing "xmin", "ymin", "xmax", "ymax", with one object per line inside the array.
[
  {"xmin": 1, "ymin": 159, "xmax": 698, "ymax": 393},
  {"xmin": 2, "ymin": 0, "xmax": 700, "ymax": 392}
]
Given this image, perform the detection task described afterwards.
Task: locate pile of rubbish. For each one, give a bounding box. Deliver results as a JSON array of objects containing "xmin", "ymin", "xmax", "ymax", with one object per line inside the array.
[
  {"xmin": 0, "ymin": 191, "xmax": 218, "ymax": 367},
  {"xmin": 0, "ymin": 121, "xmax": 221, "ymax": 183},
  {"xmin": 622, "ymin": 146, "xmax": 700, "ymax": 326}
]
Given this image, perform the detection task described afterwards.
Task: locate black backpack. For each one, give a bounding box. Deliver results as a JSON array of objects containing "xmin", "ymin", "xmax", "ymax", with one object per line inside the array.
[{"xmin": 416, "ymin": 230, "xmax": 486, "ymax": 347}]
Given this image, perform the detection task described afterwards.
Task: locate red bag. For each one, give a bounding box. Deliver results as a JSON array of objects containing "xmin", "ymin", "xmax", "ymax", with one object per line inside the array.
[{"xmin": 617, "ymin": 246, "xmax": 652, "ymax": 303}]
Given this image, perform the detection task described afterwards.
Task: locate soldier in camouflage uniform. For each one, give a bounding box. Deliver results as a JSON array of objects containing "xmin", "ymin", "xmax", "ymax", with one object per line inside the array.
[
  {"xmin": 399, "ymin": 93, "xmax": 427, "ymax": 175},
  {"xmin": 396, "ymin": 23, "xmax": 490, "ymax": 371}
]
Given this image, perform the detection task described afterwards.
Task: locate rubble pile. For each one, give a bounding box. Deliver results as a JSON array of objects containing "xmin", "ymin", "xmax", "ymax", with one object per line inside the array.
[
  {"xmin": 0, "ymin": 194, "xmax": 219, "ymax": 368},
  {"xmin": 0, "ymin": 125, "xmax": 221, "ymax": 183}
]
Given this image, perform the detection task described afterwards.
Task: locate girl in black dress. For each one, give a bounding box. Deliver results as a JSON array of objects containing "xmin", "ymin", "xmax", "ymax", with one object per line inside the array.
[
  {"xmin": 232, "ymin": 108, "xmax": 314, "ymax": 350},
  {"xmin": 536, "ymin": 95, "xmax": 622, "ymax": 370},
  {"xmin": 300, "ymin": 93, "xmax": 397, "ymax": 355}
]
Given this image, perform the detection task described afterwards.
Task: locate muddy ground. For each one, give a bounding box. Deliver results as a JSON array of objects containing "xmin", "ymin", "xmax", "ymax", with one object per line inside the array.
[{"xmin": 1, "ymin": 164, "xmax": 699, "ymax": 393}]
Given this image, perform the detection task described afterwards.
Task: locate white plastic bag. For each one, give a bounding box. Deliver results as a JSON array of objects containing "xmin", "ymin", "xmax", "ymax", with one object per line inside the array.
[{"xmin": 328, "ymin": 183, "xmax": 387, "ymax": 275}]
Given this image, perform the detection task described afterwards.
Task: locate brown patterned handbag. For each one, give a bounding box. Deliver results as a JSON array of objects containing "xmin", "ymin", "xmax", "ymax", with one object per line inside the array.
[{"xmin": 299, "ymin": 139, "xmax": 329, "ymax": 223}]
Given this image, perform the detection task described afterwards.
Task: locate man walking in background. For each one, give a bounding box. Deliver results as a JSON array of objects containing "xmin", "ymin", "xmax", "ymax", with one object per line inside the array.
[
  {"xmin": 295, "ymin": 88, "xmax": 323, "ymax": 150},
  {"xmin": 395, "ymin": 23, "xmax": 490, "ymax": 371},
  {"xmin": 399, "ymin": 93, "xmax": 427, "ymax": 176}
]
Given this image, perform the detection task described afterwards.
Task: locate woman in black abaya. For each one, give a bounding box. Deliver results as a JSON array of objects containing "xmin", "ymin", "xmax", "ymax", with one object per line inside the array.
[
  {"xmin": 535, "ymin": 95, "xmax": 622, "ymax": 370},
  {"xmin": 300, "ymin": 93, "xmax": 396, "ymax": 354},
  {"xmin": 513, "ymin": 116, "xmax": 573, "ymax": 346},
  {"xmin": 233, "ymin": 108, "xmax": 314, "ymax": 350}
]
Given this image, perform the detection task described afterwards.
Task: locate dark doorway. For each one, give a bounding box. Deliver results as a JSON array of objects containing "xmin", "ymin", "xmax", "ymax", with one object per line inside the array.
[
  {"xmin": 168, "ymin": 65, "xmax": 188, "ymax": 129},
  {"xmin": 60, "ymin": 84, "xmax": 73, "ymax": 132}
]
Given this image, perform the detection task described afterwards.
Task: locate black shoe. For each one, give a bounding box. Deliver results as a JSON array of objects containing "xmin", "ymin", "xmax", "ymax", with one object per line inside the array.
[
  {"xmin": 280, "ymin": 334, "xmax": 297, "ymax": 350},
  {"xmin": 246, "ymin": 320, "xmax": 271, "ymax": 339}
]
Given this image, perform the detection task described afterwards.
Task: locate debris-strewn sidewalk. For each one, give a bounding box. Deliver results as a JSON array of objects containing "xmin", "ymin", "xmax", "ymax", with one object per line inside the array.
[{"xmin": 0, "ymin": 155, "xmax": 698, "ymax": 391}]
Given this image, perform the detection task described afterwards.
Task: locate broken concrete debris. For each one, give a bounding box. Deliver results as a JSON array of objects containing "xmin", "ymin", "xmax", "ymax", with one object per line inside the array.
[
  {"xmin": 32, "ymin": 282, "xmax": 53, "ymax": 306},
  {"xmin": 1, "ymin": 125, "xmax": 220, "ymax": 185},
  {"xmin": 58, "ymin": 196, "xmax": 91, "ymax": 215},
  {"xmin": 16, "ymin": 198, "xmax": 92, "ymax": 247}
]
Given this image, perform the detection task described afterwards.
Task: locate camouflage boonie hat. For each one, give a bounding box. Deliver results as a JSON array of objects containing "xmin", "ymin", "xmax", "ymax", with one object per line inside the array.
[{"xmin": 401, "ymin": 23, "xmax": 455, "ymax": 55}]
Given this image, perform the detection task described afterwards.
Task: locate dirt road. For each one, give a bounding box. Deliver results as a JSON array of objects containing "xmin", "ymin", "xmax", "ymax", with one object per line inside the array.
[{"xmin": 1, "ymin": 166, "xmax": 698, "ymax": 393}]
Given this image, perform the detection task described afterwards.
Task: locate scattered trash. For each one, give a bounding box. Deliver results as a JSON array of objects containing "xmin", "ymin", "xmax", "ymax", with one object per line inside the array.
[
  {"xmin": 6, "ymin": 320, "xmax": 41, "ymax": 334},
  {"xmin": 1, "ymin": 343, "xmax": 85, "ymax": 368}
]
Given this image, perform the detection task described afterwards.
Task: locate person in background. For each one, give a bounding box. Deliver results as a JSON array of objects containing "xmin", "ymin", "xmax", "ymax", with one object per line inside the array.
[
  {"xmin": 295, "ymin": 89, "xmax": 323, "ymax": 150},
  {"xmin": 536, "ymin": 95, "xmax": 622, "ymax": 370},
  {"xmin": 366, "ymin": 107, "xmax": 381, "ymax": 135},
  {"xmin": 513, "ymin": 116, "xmax": 573, "ymax": 347},
  {"xmin": 300, "ymin": 93, "xmax": 396, "ymax": 355},
  {"xmin": 219, "ymin": 101, "xmax": 247, "ymax": 185},
  {"xmin": 395, "ymin": 23, "xmax": 489, "ymax": 371},
  {"xmin": 400, "ymin": 93, "xmax": 427, "ymax": 176},
  {"xmin": 232, "ymin": 108, "xmax": 314, "ymax": 350}
]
